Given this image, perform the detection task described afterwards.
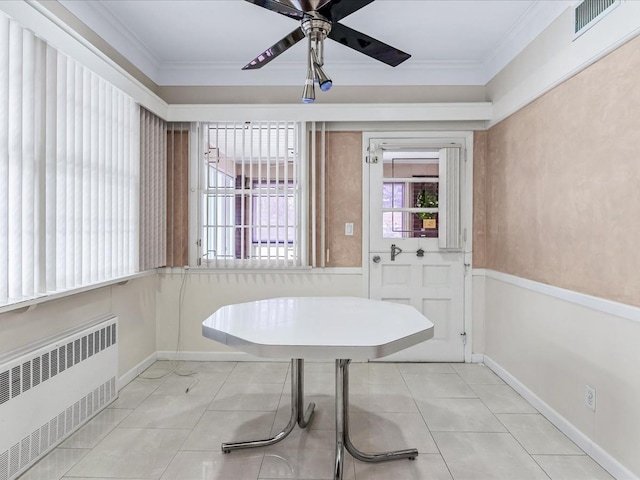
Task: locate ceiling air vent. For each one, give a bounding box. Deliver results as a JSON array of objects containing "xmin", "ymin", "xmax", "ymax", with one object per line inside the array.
[{"xmin": 574, "ymin": 0, "xmax": 620, "ymax": 39}]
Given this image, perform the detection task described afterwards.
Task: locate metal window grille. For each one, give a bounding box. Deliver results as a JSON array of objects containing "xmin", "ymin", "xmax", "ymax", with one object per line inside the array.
[{"xmin": 198, "ymin": 122, "xmax": 304, "ymax": 268}]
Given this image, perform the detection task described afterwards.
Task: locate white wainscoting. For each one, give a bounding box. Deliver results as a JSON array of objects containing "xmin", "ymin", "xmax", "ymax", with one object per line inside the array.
[
  {"xmin": 477, "ymin": 269, "xmax": 640, "ymax": 480},
  {"xmin": 155, "ymin": 269, "xmax": 366, "ymax": 355}
]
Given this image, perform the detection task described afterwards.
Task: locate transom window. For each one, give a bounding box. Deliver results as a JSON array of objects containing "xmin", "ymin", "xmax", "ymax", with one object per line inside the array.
[{"xmin": 197, "ymin": 122, "xmax": 304, "ymax": 268}]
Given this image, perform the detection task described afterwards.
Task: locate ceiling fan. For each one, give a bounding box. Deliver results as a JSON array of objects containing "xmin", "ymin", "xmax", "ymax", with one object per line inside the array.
[{"xmin": 243, "ymin": 0, "xmax": 411, "ymax": 103}]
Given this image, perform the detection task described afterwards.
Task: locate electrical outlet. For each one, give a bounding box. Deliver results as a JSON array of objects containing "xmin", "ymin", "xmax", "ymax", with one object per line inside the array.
[{"xmin": 585, "ymin": 385, "xmax": 596, "ymax": 411}]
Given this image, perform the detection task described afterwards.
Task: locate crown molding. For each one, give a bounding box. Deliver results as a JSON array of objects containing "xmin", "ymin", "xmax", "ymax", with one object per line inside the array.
[
  {"xmin": 166, "ymin": 102, "xmax": 493, "ymax": 123},
  {"xmin": 157, "ymin": 60, "xmax": 487, "ymax": 86},
  {"xmin": 482, "ymin": 0, "xmax": 573, "ymax": 81},
  {"xmin": 58, "ymin": 0, "xmax": 161, "ymax": 81}
]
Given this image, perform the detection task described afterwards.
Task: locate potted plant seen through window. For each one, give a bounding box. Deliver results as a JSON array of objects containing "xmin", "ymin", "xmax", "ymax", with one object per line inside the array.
[{"xmin": 416, "ymin": 188, "xmax": 438, "ymax": 229}]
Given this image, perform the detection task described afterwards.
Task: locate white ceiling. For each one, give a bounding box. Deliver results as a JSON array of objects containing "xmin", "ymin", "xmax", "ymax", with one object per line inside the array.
[{"xmin": 59, "ymin": 0, "xmax": 573, "ymax": 87}]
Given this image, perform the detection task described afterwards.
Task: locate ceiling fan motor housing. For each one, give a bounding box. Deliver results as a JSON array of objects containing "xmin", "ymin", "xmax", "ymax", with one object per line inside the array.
[{"xmin": 301, "ymin": 16, "xmax": 332, "ymax": 42}]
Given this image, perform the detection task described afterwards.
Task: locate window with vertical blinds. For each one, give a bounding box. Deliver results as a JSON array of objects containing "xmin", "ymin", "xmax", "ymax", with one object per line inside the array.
[
  {"xmin": 198, "ymin": 122, "xmax": 305, "ymax": 268},
  {"xmin": 0, "ymin": 12, "xmax": 140, "ymax": 307},
  {"xmin": 139, "ymin": 108, "xmax": 166, "ymax": 271}
]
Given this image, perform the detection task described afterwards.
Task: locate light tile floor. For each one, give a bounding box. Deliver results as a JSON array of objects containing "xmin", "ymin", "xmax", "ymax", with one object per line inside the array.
[{"xmin": 19, "ymin": 361, "xmax": 614, "ymax": 480}]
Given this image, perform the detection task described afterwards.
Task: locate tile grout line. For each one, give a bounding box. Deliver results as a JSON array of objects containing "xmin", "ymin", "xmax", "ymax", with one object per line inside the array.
[
  {"xmin": 254, "ymin": 361, "xmax": 291, "ymax": 480},
  {"xmin": 449, "ymin": 365, "xmax": 554, "ymax": 480},
  {"xmin": 41, "ymin": 360, "xmax": 608, "ymax": 480},
  {"xmin": 145, "ymin": 360, "xmax": 240, "ymax": 480}
]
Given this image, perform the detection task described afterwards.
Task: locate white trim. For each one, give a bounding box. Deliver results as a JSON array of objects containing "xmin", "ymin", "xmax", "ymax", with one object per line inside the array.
[
  {"xmin": 188, "ymin": 123, "xmax": 200, "ymax": 268},
  {"xmin": 471, "ymin": 268, "xmax": 488, "ymax": 276},
  {"xmin": 484, "ymin": 355, "xmax": 639, "ymax": 480},
  {"xmin": 361, "ymin": 131, "xmax": 474, "ymax": 362},
  {"xmin": 361, "ymin": 134, "xmax": 371, "ymax": 299},
  {"xmin": 167, "ymin": 103, "xmax": 493, "ymax": 123},
  {"xmin": 157, "ymin": 350, "xmax": 360, "ymax": 364},
  {"xmin": 489, "ymin": 2, "xmax": 640, "ymax": 127},
  {"xmin": 117, "ymin": 352, "xmax": 158, "ymax": 390},
  {"xmin": 0, "ymin": 0, "xmax": 168, "ymax": 118},
  {"xmin": 159, "ymin": 267, "xmax": 362, "ymax": 276},
  {"xmin": 470, "ymin": 353, "xmax": 485, "ymax": 364},
  {"xmin": 158, "ymin": 350, "xmax": 289, "ymax": 362},
  {"xmin": 0, "ymin": 270, "xmax": 157, "ymax": 315},
  {"xmin": 58, "ymin": 0, "xmax": 161, "ymax": 80},
  {"xmin": 157, "ymin": 60, "xmax": 488, "ymax": 87},
  {"xmin": 483, "ymin": 1, "xmax": 573, "ymax": 82},
  {"xmin": 462, "ymin": 135, "xmax": 474, "ymax": 363},
  {"xmin": 483, "ymin": 269, "xmax": 640, "ymax": 324},
  {"xmin": 59, "ymin": 0, "xmax": 160, "ymax": 79}
]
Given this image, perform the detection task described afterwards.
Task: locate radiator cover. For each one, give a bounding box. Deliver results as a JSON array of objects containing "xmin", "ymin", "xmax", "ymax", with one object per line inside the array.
[{"xmin": 0, "ymin": 317, "xmax": 118, "ymax": 480}]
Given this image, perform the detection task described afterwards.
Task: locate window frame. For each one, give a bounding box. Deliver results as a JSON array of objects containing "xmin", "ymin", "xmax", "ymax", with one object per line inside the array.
[{"xmin": 190, "ymin": 121, "xmax": 309, "ymax": 269}]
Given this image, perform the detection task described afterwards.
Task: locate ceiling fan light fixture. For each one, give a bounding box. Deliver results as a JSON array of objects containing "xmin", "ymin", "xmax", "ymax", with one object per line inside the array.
[
  {"xmin": 314, "ymin": 64, "xmax": 332, "ymax": 91},
  {"xmin": 301, "ymin": 68, "xmax": 316, "ymax": 103},
  {"xmin": 311, "ymin": 48, "xmax": 332, "ymax": 92}
]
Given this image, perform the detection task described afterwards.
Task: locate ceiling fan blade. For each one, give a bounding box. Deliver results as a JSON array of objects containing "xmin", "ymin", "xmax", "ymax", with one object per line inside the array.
[
  {"xmin": 243, "ymin": 27, "xmax": 306, "ymax": 70},
  {"xmin": 244, "ymin": 0, "xmax": 305, "ymax": 21},
  {"xmin": 318, "ymin": 0, "xmax": 376, "ymax": 22},
  {"xmin": 328, "ymin": 22, "xmax": 411, "ymax": 67}
]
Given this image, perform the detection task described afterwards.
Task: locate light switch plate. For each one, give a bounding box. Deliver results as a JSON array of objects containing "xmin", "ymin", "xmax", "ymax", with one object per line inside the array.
[{"xmin": 345, "ymin": 223, "xmax": 354, "ymax": 236}]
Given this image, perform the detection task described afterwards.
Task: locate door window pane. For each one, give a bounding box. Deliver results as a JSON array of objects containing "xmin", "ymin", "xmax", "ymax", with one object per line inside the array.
[
  {"xmin": 382, "ymin": 154, "xmax": 440, "ymax": 238},
  {"xmin": 382, "ymin": 183, "xmax": 404, "ymax": 238}
]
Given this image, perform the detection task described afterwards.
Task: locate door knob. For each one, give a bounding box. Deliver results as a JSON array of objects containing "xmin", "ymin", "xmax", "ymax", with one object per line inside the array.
[{"xmin": 372, "ymin": 255, "xmax": 381, "ymax": 263}]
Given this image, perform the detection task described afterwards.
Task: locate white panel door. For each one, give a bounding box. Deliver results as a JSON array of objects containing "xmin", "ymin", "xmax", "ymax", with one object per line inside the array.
[{"xmin": 368, "ymin": 140, "xmax": 465, "ymax": 362}]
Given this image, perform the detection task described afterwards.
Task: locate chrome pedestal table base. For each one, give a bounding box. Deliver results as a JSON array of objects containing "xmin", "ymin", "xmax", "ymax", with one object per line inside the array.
[
  {"xmin": 221, "ymin": 358, "xmax": 315, "ymax": 453},
  {"xmin": 221, "ymin": 358, "xmax": 417, "ymax": 480}
]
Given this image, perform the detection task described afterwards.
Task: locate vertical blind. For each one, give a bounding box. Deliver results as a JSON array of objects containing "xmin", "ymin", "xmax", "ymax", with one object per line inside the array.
[
  {"xmin": 0, "ymin": 12, "xmax": 140, "ymax": 307},
  {"xmin": 438, "ymin": 147, "xmax": 462, "ymax": 250},
  {"xmin": 166, "ymin": 122, "xmax": 190, "ymax": 268},
  {"xmin": 139, "ymin": 108, "xmax": 166, "ymax": 271}
]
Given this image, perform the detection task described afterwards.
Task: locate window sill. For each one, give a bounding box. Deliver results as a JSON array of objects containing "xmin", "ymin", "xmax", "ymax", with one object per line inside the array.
[
  {"xmin": 159, "ymin": 266, "xmax": 363, "ymax": 275},
  {"xmin": 0, "ymin": 270, "xmax": 157, "ymax": 315}
]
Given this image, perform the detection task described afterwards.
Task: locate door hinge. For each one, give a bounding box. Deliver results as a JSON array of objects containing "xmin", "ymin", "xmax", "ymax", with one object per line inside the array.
[
  {"xmin": 464, "ymin": 262, "xmax": 471, "ymax": 275},
  {"xmin": 366, "ymin": 155, "xmax": 379, "ymax": 164},
  {"xmin": 197, "ymin": 257, "xmax": 202, "ymax": 266},
  {"xmin": 196, "ymin": 239, "xmax": 202, "ymax": 247},
  {"xmin": 460, "ymin": 332, "xmax": 467, "ymax": 345}
]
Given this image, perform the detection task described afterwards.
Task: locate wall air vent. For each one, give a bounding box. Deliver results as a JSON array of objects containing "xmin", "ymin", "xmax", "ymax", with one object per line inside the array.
[{"xmin": 574, "ymin": 0, "xmax": 620, "ymax": 38}]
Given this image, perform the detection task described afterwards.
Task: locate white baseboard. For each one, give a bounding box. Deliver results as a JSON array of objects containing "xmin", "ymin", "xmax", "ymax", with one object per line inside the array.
[
  {"xmin": 483, "ymin": 355, "xmax": 638, "ymax": 480},
  {"xmin": 118, "ymin": 352, "xmax": 158, "ymax": 389},
  {"xmin": 470, "ymin": 353, "xmax": 485, "ymax": 363},
  {"xmin": 156, "ymin": 350, "xmax": 289, "ymax": 362},
  {"xmin": 155, "ymin": 351, "xmax": 364, "ymax": 364}
]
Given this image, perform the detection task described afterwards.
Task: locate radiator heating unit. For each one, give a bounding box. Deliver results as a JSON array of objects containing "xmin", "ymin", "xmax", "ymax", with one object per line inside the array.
[{"xmin": 0, "ymin": 316, "xmax": 118, "ymax": 480}]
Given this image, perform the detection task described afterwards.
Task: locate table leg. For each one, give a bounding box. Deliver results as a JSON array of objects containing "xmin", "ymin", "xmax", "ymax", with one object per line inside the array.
[
  {"xmin": 295, "ymin": 358, "xmax": 316, "ymax": 428},
  {"xmin": 221, "ymin": 358, "xmax": 315, "ymax": 453},
  {"xmin": 333, "ymin": 359, "xmax": 418, "ymax": 478},
  {"xmin": 335, "ymin": 360, "xmax": 346, "ymax": 480}
]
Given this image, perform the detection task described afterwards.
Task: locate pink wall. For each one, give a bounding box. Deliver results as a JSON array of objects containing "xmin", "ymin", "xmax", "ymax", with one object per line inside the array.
[
  {"xmin": 311, "ymin": 131, "xmax": 363, "ymax": 267},
  {"xmin": 478, "ymin": 35, "xmax": 640, "ymax": 307}
]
